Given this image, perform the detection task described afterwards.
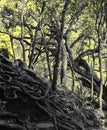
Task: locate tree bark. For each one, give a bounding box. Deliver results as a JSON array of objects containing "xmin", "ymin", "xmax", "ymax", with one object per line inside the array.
[
  {"xmin": 60, "ymin": 43, "xmax": 67, "ymax": 87},
  {"xmin": 52, "ymin": 0, "xmax": 69, "ymax": 91}
]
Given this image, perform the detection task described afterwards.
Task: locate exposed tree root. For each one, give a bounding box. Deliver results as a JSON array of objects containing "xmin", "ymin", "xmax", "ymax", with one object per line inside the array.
[{"xmin": 0, "ymin": 55, "xmax": 101, "ymax": 130}]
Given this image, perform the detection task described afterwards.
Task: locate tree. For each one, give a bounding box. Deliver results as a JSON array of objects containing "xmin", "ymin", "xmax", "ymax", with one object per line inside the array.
[{"xmin": 0, "ymin": 0, "xmax": 107, "ymax": 102}]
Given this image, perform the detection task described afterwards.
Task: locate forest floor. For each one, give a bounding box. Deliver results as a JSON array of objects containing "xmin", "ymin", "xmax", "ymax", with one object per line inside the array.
[{"xmin": 0, "ymin": 55, "xmax": 106, "ymax": 130}]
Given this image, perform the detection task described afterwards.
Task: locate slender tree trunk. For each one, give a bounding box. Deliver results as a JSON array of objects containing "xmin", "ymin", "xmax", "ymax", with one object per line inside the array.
[
  {"xmin": 94, "ymin": 0, "xmax": 104, "ymax": 112},
  {"xmin": 91, "ymin": 60, "xmax": 94, "ymax": 101},
  {"xmin": 90, "ymin": 42, "xmax": 95, "ymax": 101},
  {"xmin": 52, "ymin": 0, "xmax": 69, "ymax": 91},
  {"xmin": 21, "ymin": 0, "xmax": 26, "ymax": 62},
  {"xmin": 60, "ymin": 43, "xmax": 67, "ymax": 87},
  {"xmin": 41, "ymin": 29, "xmax": 52, "ymax": 81},
  {"xmin": 98, "ymin": 38, "xmax": 103, "ymax": 111},
  {"xmin": 10, "ymin": 37, "xmax": 15, "ymax": 61},
  {"xmin": 65, "ymin": 35, "xmax": 75, "ymax": 92}
]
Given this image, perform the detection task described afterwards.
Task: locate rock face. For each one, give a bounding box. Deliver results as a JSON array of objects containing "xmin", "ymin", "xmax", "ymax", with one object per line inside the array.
[{"xmin": 0, "ymin": 55, "xmax": 101, "ymax": 130}]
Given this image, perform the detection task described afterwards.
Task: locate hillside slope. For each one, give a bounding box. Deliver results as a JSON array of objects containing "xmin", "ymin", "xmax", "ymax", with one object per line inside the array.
[{"xmin": 0, "ymin": 55, "xmax": 102, "ymax": 130}]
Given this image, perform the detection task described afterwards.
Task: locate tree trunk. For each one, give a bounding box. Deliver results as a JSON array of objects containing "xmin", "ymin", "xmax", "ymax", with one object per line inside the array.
[
  {"xmin": 98, "ymin": 38, "xmax": 103, "ymax": 111},
  {"xmin": 60, "ymin": 43, "xmax": 67, "ymax": 87},
  {"xmin": 52, "ymin": 0, "xmax": 69, "ymax": 91}
]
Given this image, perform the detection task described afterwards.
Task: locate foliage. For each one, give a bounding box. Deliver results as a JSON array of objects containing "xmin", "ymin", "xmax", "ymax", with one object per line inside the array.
[{"xmin": 0, "ymin": 0, "xmax": 107, "ymax": 98}]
